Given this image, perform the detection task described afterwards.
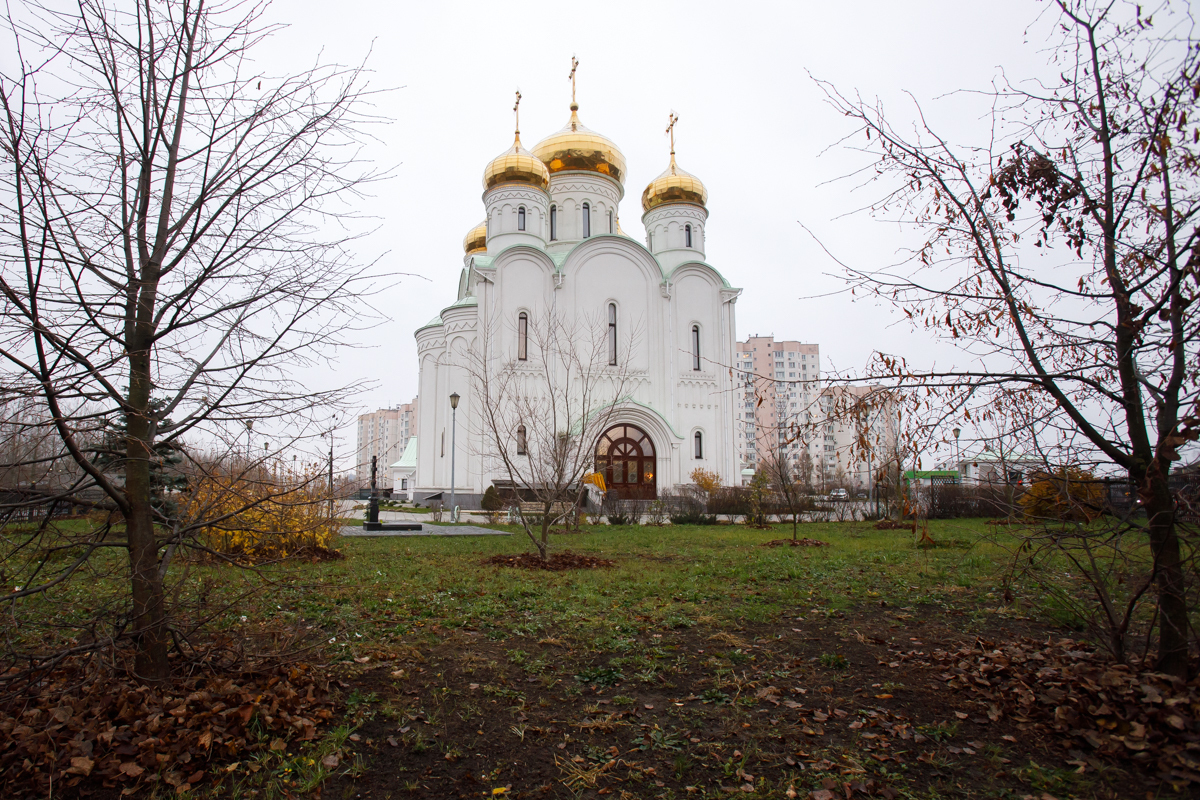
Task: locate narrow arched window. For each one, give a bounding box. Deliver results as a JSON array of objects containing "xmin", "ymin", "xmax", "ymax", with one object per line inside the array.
[
  {"xmin": 549, "ymin": 205, "xmax": 557, "ymax": 240},
  {"xmin": 518, "ymin": 312, "xmax": 528, "ymax": 361},
  {"xmin": 648, "ymin": 230, "xmax": 653, "ymax": 249},
  {"xmin": 607, "ymin": 303, "xmax": 617, "ymax": 365},
  {"xmin": 685, "ymin": 224, "xmax": 693, "ymax": 248},
  {"xmin": 692, "ymin": 324, "xmax": 701, "ymax": 371},
  {"xmin": 582, "ymin": 202, "xmax": 591, "ymax": 238},
  {"xmin": 516, "ymin": 425, "xmax": 527, "ymax": 455},
  {"xmin": 694, "ymin": 431, "xmax": 703, "ymax": 459},
  {"xmin": 608, "ymin": 210, "xmax": 614, "ymax": 234},
  {"xmin": 518, "ymin": 206, "xmax": 526, "ymax": 231}
]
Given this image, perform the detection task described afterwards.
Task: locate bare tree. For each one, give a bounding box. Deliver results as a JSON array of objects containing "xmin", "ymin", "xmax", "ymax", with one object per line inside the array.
[
  {"xmin": 762, "ymin": 434, "xmax": 808, "ymax": 540},
  {"xmin": 470, "ymin": 309, "xmax": 637, "ymax": 560},
  {"xmin": 817, "ymin": 1, "xmax": 1200, "ymax": 676},
  {"xmin": 0, "ymin": 1, "xmax": 383, "ymax": 682}
]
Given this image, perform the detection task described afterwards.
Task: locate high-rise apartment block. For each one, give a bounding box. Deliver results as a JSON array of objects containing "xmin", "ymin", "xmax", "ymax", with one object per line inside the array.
[
  {"xmin": 356, "ymin": 399, "xmax": 418, "ymax": 487},
  {"xmin": 735, "ymin": 336, "xmax": 897, "ymax": 491},
  {"xmin": 734, "ymin": 336, "xmax": 822, "ymax": 474}
]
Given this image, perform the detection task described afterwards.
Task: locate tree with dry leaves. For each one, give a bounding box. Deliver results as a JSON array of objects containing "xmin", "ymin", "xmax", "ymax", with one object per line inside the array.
[
  {"xmin": 0, "ymin": 1, "xmax": 383, "ymax": 683},
  {"xmin": 818, "ymin": 1, "xmax": 1199, "ymax": 676}
]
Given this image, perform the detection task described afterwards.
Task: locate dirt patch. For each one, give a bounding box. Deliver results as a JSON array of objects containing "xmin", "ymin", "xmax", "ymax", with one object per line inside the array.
[
  {"xmin": 761, "ymin": 538, "xmax": 830, "ymax": 548},
  {"xmin": 873, "ymin": 520, "xmax": 914, "ymax": 531},
  {"xmin": 481, "ymin": 550, "xmax": 615, "ymax": 570},
  {"xmin": 323, "ymin": 604, "xmax": 1145, "ymax": 799}
]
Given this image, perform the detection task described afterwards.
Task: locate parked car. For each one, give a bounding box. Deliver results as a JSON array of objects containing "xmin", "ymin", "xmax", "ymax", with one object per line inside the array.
[{"xmin": 829, "ymin": 488, "xmax": 849, "ymax": 500}]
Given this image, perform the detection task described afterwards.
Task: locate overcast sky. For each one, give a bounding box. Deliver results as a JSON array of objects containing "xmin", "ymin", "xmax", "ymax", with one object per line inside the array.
[{"xmin": 252, "ymin": 0, "xmax": 1069, "ymax": 459}]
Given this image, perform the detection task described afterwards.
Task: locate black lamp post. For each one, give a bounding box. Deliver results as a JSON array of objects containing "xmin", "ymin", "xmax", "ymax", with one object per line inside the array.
[
  {"xmin": 449, "ymin": 392, "xmax": 460, "ymax": 521},
  {"xmin": 952, "ymin": 427, "xmax": 961, "ymax": 483}
]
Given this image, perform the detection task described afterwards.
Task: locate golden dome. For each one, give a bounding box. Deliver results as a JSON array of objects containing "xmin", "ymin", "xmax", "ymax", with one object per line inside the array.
[
  {"xmin": 641, "ymin": 153, "xmax": 707, "ymax": 213},
  {"xmin": 483, "ymin": 134, "xmax": 550, "ymax": 192},
  {"xmin": 532, "ymin": 104, "xmax": 626, "ymax": 184},
  {"xmin": 463, "ymin": 220, "xmax": 487, "ymax": 254}
]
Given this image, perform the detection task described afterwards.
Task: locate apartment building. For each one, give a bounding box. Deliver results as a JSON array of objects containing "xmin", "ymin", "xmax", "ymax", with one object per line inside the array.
[
  {"xmin": 817, "ymin": 385, "xmax": 899, "ymax": 491},
  {"xmin": 734, "ymin": 336, "xmax": 822, "ymax": 476},
  {"xmin": 734, "ymin": 336, "xmax": 897, "ymax": 491},
  {"xmin": 355, "ymin": 399, "xmax": 418, "ymax": 487}
]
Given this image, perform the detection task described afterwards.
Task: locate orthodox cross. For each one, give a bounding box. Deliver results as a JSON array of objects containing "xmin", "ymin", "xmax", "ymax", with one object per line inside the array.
[
  {"xmin": 513, "ymin": 90, "xmax": 521, "ymax": 137},
  {"xmin": 569, "ymin": 56, "xmax": 579, "ymax": 105},
  {"xmin": 666, "ymin": 112, "xmax": 679, "ymax": 155}
]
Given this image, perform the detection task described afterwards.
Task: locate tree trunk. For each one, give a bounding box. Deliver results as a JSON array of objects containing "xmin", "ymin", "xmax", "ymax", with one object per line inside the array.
[
  {"xmin": 124, "ymin": 375, "xmax": 169, "ymax": 682},
  {"xmin": 1144, "ymin": 471, "xmax": 1190, "ymax": 679}
]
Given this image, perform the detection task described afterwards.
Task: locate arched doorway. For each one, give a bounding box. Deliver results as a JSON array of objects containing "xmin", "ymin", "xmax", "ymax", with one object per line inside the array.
[{"xmin": 595, "ymin": 424, "xmax": 657, "ymax": 500}]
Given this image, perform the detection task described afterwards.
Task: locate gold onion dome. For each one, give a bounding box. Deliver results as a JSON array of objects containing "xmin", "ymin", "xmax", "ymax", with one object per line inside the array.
[
  {"xmin": 463, "ymin": 220, "xmax": 487, "ymax": 254},
  {"xmin": 532, "ymin": 104, "xmax": 627, "ymax": 184},
  {"xmin": 642, "ymin": 153, "xmax": 707, "ymax": 213},
  {"xmin": 483, "ymin": 133, "xmax": 550, "ymax": 191}
]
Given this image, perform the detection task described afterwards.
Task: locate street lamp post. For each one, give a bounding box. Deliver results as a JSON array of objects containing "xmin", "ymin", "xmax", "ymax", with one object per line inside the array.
[
  {"xmin": 952, "ymin": 427, "xmax": 961, "ymax": 484},
  {"xmin": 449, "ymin": 392, "xmax": 460, "ymax": 522}
]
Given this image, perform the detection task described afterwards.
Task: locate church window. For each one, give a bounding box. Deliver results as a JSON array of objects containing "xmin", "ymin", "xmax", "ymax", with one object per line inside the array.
[
  {"xmin": 648, "ymin": 230, "xmax": 654, "ymax": 249},
  {"xmin": 608, "ymin": 210, "xmax": 614, "ymax": 233},
  {"xmin": 685, "ymin": 224, "xmax": 692, "ymax": 248},
  {"xmin": 518, "ymin": 206, "xmax": 526, "ymax": 231},
  {"xmin": 694, "ymin": 431, "xmax": 703, "ymax": 459},
  {"xmin": 582, "ymin": 203, "xmax": 591, "ymax": 238},
  {"xmin": 692, "ymin": 325, "xmax": 701, "ymax": 371},
  {"xmin": 550, "ymin": 205, "xmax": 557, "ymax": 240},
  {"xmin": 516, "ymin": 425, "xmax": 527, "ymax": 455},
  {"xmin": 518, "ymin": 312, "xmax": 528, "ymax": 360},
  {"xmin": 607, "ymin": 303, "xmax": 617, "ymax": 365},
  {"xmin": 441, "ymin": 430, "xmax": 445, "ymax": 457}
]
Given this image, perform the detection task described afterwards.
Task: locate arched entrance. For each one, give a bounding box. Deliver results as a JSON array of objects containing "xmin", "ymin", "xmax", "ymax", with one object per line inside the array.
[{"xmin": 595, "ymin": 424, "xmax": 657, "ymax": 500}]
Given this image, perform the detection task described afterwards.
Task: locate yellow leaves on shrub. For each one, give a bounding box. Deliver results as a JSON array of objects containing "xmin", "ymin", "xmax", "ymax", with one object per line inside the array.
[
  {"xmin": 1019, "ymin": 466, "xmax": 1108, "ymax": 523},
  {"xmin": 690, "ymin": 467, "xmax": 721, "ymax": 494},
  {"xmin": 183, "ymin": 465, "xmax": 338, "ymax": 561}
]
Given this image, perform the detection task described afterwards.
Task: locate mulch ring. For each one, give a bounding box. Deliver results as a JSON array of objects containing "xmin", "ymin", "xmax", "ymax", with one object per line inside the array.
[
  {"xmin": 481, "ymin": 550, "xmax": 615, "ymax": 570},
  {"xmin": 0, "ymin": 655, "xmax": 335, "ymax": 799},
  {"xmin": 873, "ymin": 520, "xmax": 915, "ymax": 530},
  {"xmin": 761, "ymin": 537, "xmax": 830, "ymax": 547}
]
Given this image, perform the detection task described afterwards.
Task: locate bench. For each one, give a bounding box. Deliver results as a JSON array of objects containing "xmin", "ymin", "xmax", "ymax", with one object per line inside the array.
[{"xmin": 509, "ymin": 501, "xmax": 576, "ymax": 522}]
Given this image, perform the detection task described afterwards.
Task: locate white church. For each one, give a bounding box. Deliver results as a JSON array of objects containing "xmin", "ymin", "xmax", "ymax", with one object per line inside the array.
[{"xmin": 407, "ymin": 82, "xmax": 741, "ymax": 508}]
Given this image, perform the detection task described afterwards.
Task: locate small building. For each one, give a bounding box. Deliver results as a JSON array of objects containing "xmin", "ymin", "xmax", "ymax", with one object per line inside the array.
[
  {"xmin": 390, "ymin": 438, "xmax": 418, "ymax": 501},
  {"xmin": 956, "ymin": 453, "xmax": 1042, "ymax": 486}
]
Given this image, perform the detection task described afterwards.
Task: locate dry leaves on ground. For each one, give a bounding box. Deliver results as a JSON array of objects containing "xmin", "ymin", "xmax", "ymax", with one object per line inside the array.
[
  {"xmin": 883, "ymin": 637, "xmax": 1200, "ymax": 787},
  {"xmin": 0, "ymin": 658, "xmax": 334, "ymax": 798}
]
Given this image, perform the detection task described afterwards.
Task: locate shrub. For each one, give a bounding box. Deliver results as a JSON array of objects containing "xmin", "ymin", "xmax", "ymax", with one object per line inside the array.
[
  {"xmin": 690, "ymin": 467, "xmax": 721, "ymax": 495},
  {"xmin": 184, "ymin": 467, "xmax": 339, "ymax": 561},
  {"xmin": 1020, "ymin": 467, "xmax": 1108, "ymax": 522},
  {"xmin": 481, "ymin": 484, "xmax": 503, "ymax": 512}
]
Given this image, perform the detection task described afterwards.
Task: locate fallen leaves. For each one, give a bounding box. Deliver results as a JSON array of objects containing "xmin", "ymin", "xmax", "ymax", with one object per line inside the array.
[
  {"xmin": 0, "ymin": 659, "xmax": 334, "ymax": 798},
  {"xmin": 896, "ymin": 637, "xmax": 1200, "ymax": 787}
]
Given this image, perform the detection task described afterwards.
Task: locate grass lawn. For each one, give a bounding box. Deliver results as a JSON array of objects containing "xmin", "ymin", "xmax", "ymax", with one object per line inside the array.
[
  {"xmin": 193, "ymin": 517, "xmax": 1139, "ymax": 800},
  {"xmin": 7, "ymin": 517, "xmax": 1149, "ymax": 799}
]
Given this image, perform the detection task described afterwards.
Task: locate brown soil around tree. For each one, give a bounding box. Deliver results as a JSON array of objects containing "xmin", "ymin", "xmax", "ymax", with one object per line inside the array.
[
  {"xmin": 481, "ymin": 550, "xmax": 615, "ymax": 571},
  {"xmin": 761, "ymin": 538, "xmax": 830, "ymax": 548},
  {"xmin": 322, "ymin": 604, "xmax": 1170, "ymax": 799}
]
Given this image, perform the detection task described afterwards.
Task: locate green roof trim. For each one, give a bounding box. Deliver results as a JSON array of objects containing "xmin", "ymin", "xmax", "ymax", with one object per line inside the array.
[
  {"xmin": 416, "ymin": 314, "xmax": 444, "ymax": 332},
  {"xmin": 902, "ymin": 470, "xmax": 960, "ymax": 481},
  {"xmin": 390, "ymin": 437, "xmax": 418, "ymax": 470},
  {"xmin": 664, "ymin": 258, "xmax": 734, "ymax": 289}
]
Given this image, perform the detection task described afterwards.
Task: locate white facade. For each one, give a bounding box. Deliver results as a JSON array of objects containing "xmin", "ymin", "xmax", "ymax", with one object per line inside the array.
[{"xmin": 411, "ymin": 101, "xmax": 741, "ymax": 505}]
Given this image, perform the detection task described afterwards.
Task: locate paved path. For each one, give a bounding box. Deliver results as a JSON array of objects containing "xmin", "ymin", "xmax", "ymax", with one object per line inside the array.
[{"xmin": 340, "ymin": 524, "xmax": 509, "ymax": 537}]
